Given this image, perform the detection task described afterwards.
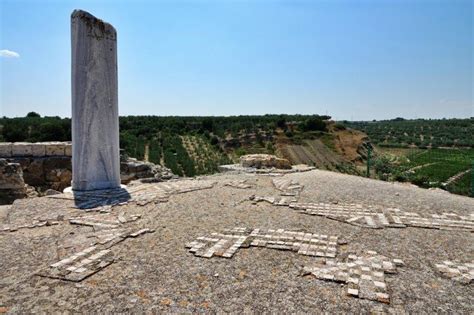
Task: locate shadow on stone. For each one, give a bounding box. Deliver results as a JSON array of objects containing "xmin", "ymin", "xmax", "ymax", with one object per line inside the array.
[{"xmin": 70, "ymin": 187, "xmax": 131, "ymax": 209}]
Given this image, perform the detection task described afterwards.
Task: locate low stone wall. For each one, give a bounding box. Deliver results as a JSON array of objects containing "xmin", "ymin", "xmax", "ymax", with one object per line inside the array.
[
  {"xmin": 8, "ymin": 156, "xmax": 72, "ymax": 192},
  {"xmin": 0, "ymin": 142, "xmax": 175, "ymax": 203},
  {"xmin": 0, "ymin": 142, "xmax": 72, "ymax": 157}
]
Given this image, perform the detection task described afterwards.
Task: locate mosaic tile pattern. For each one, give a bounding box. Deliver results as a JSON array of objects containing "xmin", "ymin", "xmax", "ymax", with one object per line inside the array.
[
  {"xmin": 272, "ymin": 178, "xmax": 304, "ymax": 196},
  {"xmin": 225, "ymin": 180, "xmax": 253, "ymax": 189},
  {"xmin": 38, "ymin": 246, "xmax": 114, "ymax": 282},
  {"xmin": 290, "ymin": 202, "xmax": 474, "ymax": 232},
  {"xmin": 0, "ymin": 220, "xmax": 60, "ymax": 233},
  {"xmin": 435, "ymin": 260, "xmax": 474, "ymax": 284},
  {"xmin": 186, "ymin": 227, "xmax": 338, "ymax": 259},
  {"xmin": 304, "ymin": 251, "xmax": 405, "ymax": 304},
  {"xmin": 251, "ymin": 178, "xmax": 304, "ymax": 206},
  {"xmin": 251, "ymin": 195, "xmax": 297, "ymax": 206},
  {"xmin": 47, "ymin": 180, "xmax": 216, "ymax": 209},
  {"xmin": 38, "ymin": 228, "xmax": 154, "ymax": 282},
  {"xmin": 69, "ymin": 213, "xmax": 141, "ymax": 230}
]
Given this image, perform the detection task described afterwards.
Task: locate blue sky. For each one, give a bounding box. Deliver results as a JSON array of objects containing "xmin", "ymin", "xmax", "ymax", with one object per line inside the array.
[{"xmin": 0, "ymin": 0, "xmax": 472, "ymax": 120}]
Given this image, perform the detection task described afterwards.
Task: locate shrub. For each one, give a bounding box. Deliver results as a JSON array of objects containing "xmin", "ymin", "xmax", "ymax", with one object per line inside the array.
[
  {"xmin": 302, "ymin": 118, "xmax": 327, "ymax": 132},
  {"xmin": 333, "ymin": 123, "xmax": 346, "ymax": 131},
  {"xmin": 210, "ymin": 136, "xmax": 219, "ymax": 146}
]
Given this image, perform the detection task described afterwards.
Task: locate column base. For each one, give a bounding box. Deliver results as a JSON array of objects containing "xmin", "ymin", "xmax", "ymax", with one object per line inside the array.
[{"xmin": 64, "ymin": 183, "xmax": 126, "ymax": 193}]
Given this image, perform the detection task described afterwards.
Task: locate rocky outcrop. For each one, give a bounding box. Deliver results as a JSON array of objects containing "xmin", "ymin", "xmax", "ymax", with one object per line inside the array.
[{"xmin": 240, "ymin": 154, "xmax": 291, "ymax": 169}]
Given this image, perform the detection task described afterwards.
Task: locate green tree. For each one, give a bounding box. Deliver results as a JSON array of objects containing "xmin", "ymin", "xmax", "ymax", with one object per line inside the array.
[{"xmin": 26, "ymin": 112, "xmax": 41, "ymax": 118}]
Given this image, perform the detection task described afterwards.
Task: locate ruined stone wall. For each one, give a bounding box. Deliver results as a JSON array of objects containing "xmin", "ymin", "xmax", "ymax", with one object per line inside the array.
[
  {"xmin": 0, "ymin": 142, "xmax": 72, "ymax": 158},
  {"xmin": 0, "ymin": 142, "xmax": 73, "ymax": 193},
  {"xmin": 0, "ymin": 142, "xmax": 174, "ymax": 202}
]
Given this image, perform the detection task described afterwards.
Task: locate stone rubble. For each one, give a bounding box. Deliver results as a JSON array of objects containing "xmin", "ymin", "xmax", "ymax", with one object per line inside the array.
[
  {"xmin": 303, "ymin": 250, "xmax": 405, "ymax": 304},
  {"xmin": 186, "ymin": 227, "xmax": 339, "ymax": 259},
  {"xmin": 435, "ymin": 260, "xmax": 474, "ymax": 284}
]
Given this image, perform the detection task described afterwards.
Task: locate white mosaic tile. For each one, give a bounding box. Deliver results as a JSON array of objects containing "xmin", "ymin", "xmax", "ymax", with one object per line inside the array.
[
  {"xmin": 435, "ymin": 260, "xmax": 473, "ymax": 284},
  {"xmin": 289, "ymin": 203, "xmax": 474, "ymax": 232},
  {"xmin": 304, "ymin": 251, "xmax": 405, "ymax": 304},
  {"xmin": 186, "ymin": 227, "xmax": 338, "ymax": 259}
]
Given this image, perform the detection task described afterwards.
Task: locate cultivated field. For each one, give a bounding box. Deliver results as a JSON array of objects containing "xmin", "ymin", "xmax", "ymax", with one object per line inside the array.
[{"xmin": 377, "ymin": 147, "xmax": 473, "ymax": 196}]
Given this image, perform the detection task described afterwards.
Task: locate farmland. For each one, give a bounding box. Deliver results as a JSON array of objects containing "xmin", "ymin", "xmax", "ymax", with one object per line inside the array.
[
  {"xmin": 373, "ymin": 147, "xmax": 473, "ymax": 197},
  {"xmin": 345, "ymin": 118, "xmax": 474, "ymax": 148}
]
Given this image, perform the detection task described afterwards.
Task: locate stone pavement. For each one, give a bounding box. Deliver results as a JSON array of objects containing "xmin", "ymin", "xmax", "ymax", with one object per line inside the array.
[{"xmin": 0, "ymin": 170, "xmax": 472, "ymax": 313}]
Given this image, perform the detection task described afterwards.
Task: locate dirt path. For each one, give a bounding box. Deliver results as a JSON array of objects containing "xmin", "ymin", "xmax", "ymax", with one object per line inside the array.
[
  {"xmin": 406, "ymin": 162, "xmax": 437, "ymax": 173},
  {"xmin": 443, "ymin": 168, "xmax": 471, "ymax": 186}
]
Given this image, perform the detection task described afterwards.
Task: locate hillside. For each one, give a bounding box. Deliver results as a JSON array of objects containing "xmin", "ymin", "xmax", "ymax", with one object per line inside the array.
[{"xmin": 0, "ymin": 114, "xmax": 369, "ymax": 178}]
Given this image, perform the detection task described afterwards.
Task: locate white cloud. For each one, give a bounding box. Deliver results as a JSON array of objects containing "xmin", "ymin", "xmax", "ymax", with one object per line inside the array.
[{"xmin": 0, "ymin": 49, "xmax": 20, "ymax": 58}]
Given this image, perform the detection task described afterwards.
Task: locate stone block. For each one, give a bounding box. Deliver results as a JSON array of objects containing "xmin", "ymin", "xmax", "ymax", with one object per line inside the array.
[
  {"xmin": 0, "ymin": 159, "xmax": 25, "ymax": 189},
  {"xmin": 45, "ymin": 142, "xmax": 66, "ymax": 156},
  {"xmin": 11, "ymin": 143, "xmax": 33, "ymax": 156},
  {"xmin": 0, "ymin": 143, "xmax": 12, "ymax": 157},
  {"xmin": 30, "ymin": 143, "xmax": 46, "ymax": 157},
  {"xmin": 64, "ymin": 143, "xmax": 72, "ymax": 156},
  {"xmin": 240, "ymin": 154, "xmax": 291, "ymax": 169}
]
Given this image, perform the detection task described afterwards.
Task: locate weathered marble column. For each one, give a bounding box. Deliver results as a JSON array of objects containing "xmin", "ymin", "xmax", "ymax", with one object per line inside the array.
[{"xmin": 71, "ymin": 10, "xmax": 121, "ymax": 190}]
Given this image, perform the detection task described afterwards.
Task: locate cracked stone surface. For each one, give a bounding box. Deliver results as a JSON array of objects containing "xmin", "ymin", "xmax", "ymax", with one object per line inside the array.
[{"xmin": 0, "ymin": 170, "xmax": 473, "ymax": 313}]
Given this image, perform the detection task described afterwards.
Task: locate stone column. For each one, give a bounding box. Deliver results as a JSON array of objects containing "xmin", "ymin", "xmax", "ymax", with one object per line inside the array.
[{"xmin": 71, "ymin": 10, "xmax": 121, "ymax": 190}]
